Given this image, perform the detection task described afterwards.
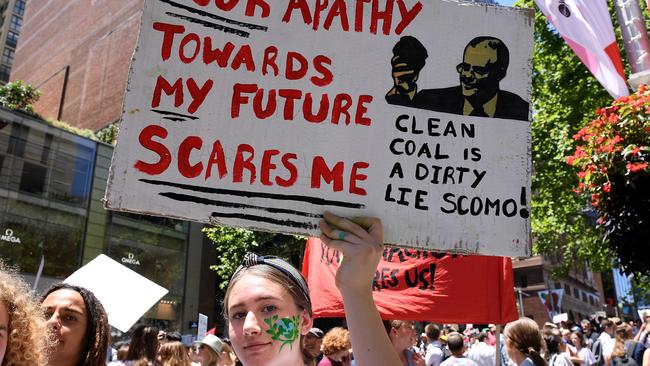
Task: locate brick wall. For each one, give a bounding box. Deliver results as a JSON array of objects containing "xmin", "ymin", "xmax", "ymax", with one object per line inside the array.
[{"xmin": 11, "ymin": 0, "xmax": 144, "ymax": 130}]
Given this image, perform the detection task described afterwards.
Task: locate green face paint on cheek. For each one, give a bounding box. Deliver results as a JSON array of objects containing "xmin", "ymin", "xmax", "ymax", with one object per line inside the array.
[{"xmin": 263, "ymin": 314, "xmax": 301, "ymax": 352}]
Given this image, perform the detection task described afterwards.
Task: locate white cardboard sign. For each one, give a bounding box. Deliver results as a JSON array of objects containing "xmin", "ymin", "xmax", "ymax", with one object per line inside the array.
[
  {"xmin": 106, "ymin": 0, "xmax": 533, "ymax": 257},
  {"xmin": 64, "ymin": 254, "xmax": 168, "ymax": 332},
  {"xmin": 553, "ymin": 313, "xmax": 568, "ymax": 324}
]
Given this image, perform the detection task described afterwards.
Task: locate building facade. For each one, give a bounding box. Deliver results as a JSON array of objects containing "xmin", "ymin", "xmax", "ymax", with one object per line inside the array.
[
  {"xmin": 11, "ymin": 0, "xmax": 143, "ymax": 129},
  {"xmin": 513, "ymin": 255, "xmax": 605, "ymax": 326},
  {"xmin": 0, "ymin": 107, "xmax": 219, "ymax": 335},
  {"xmin": 0, "ymin": 0, "xmax": 25, "ymax": 83}
]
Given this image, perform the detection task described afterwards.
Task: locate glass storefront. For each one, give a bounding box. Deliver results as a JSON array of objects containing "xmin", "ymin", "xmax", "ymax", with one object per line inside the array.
[
  {"xmin": 105, "ymin": 211, "xmax": 189, "ymax": 331},
  {"xmin": 0, "ymin": 119, "xmax": 94, "ymax": 278},
  {"xmin": 0, "ymin": 112, "xmax": 197, "ymax": 334}
]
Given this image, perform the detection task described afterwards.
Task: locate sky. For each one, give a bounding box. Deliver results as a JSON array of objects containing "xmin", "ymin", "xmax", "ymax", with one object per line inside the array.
[{"xmin": 499, "ymin": 0, "xmax": 519, "ymax": 6}]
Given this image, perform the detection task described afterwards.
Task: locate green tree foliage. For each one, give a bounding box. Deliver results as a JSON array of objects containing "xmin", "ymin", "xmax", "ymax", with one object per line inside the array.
[
  {"xmin": 96, "ymin": 122, "xmax": 120, "ymax": 145},
  {"xmin": 0, "ymin": 80, "xmax": 41, "ymax": 114},
  {"xmin": 517, "ymin": 0, "xmax": 620, "ymax": 276},
  {"xmin": 202, "ymin": 226, "xmax": 306, "ymax": 289}
]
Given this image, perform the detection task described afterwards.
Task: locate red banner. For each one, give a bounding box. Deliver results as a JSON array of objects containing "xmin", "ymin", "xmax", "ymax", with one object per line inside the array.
[{"xmin": 302, "ymin": 238, "xmax": 518, "ymax": 324}]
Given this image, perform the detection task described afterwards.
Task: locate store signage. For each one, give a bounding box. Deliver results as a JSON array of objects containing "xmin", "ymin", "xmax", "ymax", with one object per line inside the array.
[
  {"xmin": 106, "ymin": 0, "xmax": 534, "ymax": 257},
  {"xmin": 0, "ymin": 228, "xmax": 21, "ymax": 244},
  {"xmin": 121, "ymin": 252, "xmax": 141, "ymax": 266}
]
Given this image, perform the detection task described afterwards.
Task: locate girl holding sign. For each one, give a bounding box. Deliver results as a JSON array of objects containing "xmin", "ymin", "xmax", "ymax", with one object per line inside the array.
[{"xmin": 223, "ymin": 212, "xmax": 402, "ymax": 366}]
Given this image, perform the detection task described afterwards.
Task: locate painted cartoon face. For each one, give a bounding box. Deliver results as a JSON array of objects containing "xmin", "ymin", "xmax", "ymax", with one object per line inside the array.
[
  {"xmin": 0, "ymin": 301, "xmax": 8, "ymax": 364},
  {"xmin": 458, "ymin": 42, "xmax": 499, "ymax": 98},
  {"xmin": 392, "ymin": 56, "xmax": 419, "ymax": 94},
  {"xmin": 42, "ymin": 289, "xmax": 88, "ymax": 366},
  {"xmin": 227, "ymin": 273, "xmax": 310, "ymax": 366}
]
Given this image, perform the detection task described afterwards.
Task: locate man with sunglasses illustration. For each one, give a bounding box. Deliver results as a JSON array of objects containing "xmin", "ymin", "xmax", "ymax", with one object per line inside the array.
[{"xmin": 386, "ymin": 36, "xmax": 529, "ymax": 121}]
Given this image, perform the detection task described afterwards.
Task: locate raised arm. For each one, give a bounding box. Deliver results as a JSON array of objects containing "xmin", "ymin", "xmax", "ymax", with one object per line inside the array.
[{"xmin": 319, "ymin": 212, "xmax": 401, "ymax": 366}]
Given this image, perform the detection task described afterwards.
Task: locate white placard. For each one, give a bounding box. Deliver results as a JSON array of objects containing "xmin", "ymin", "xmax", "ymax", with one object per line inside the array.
[
  {"xmin": 106, "ymin": 0, "xmax": 533, "ymax": 257},
  {"xmin": 553, "ymin": 313, "xmax": 568, "ymax": 324},
  {"xmin": 198, "ymin": 313, "xmax": 208, "ymax": 340},
  {"xmin": 64, "ymin": 254, "xmax": 168, "ymax": 332}
]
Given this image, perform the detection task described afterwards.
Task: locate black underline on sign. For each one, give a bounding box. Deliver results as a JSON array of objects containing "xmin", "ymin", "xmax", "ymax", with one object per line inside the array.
[
  {"xmin": 162, "ymin": 117, "xmax": 186, "ymax": 122},
  {"xmin": 211, "ymin": 211, "xmax": 317, "ymax": 230},
  {"xmin": 157, "ymin": 0, "xmax": 267, "ymax": 31},
  {"xmin": 151, "ymin": 109, "xmax": 199, "ymax": 120},
  {"xmin": 166, "ymin": 12, "xmax": 250, "ymax": 38},
  {"xmin": 159, "ymin": 192, "xmax": 323, "ymax": 218},
  {"xmin": 139, "ymin": 179, "xmax": 365, "ymax": 209}
]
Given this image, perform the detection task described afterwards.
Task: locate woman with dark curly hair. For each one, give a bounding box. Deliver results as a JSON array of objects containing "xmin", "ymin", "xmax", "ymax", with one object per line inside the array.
[
  {"xmin": 42, "ymin": 283, "xmax": 111, "ymax": 366},
  {"xmin": 0, "ymin": 263, "xmax": 47, "ymax": 366}
]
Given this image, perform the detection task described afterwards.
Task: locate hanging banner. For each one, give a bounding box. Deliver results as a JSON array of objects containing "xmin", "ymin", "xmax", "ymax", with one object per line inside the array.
[
  {"xmin": 534, "ymin": 0, "xmax": 629, "ymax": 98},
  {"xmin": 105, "ymin": 0, "xmax": 534, "ymax": 257},
  {"xmin": 302, "ymin": 238, "xmax": 518, "ymax": 323},
  {"xmin": 537, "ymin": 289, "xmax": 564, "ymax": 320}
]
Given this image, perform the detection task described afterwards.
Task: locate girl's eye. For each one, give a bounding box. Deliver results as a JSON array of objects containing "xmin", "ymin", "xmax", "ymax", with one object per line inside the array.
[
  {"xmin": 231, "ymin": 312, "xmax": 246, "ymax": 320},
  {"xmin": 64, "ymin": 315, "xmax": 77, "ymax": 322},
  {"xmin": 262, "ymin": 305, "xmax": 277, "ymax": 313}
]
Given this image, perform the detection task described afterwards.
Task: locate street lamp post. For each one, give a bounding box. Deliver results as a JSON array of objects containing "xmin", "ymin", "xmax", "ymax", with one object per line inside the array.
[{"xmin": 615, "ymin": 0, "xmax": 650, "ymax": 89}]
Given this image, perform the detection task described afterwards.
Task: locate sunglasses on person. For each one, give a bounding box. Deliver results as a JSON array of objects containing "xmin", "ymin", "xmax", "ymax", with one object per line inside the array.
[{"xmin": 456, "ymin": 62, "xmax": 490, "ymax": 77}]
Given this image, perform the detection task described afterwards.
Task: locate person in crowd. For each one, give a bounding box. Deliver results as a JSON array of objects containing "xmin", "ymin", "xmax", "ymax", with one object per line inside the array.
[
  {"xmin": 108, "ymin": 342, "xmax": 130, "ymax": 365},
  {"xmin": 634, "ymin": 316, "xmax": 650, "ymax": 349},
  {"xmin": 487, "ymin": 325, "xmax": 497, "ymax": 347},
  {"xmin": 419, "ymin": 333, "xmax": 431, "ymax": 355},
  {"xmin": 581, "ymin": 320, "xmax": 600, "ymax": 351},
  {"xmin": 303, "ymin": 327, "xmax": 325, "ymax": 365},
  {"xmin": 220, "ymin": 341, "xmax": 238, "ymax": 366},
  {"xmin": 193, "ymin": 334, "xmax": 223, "ymax": 366},
  {"xmin": 439, "ymin": 332, "xmax": 478, "ymax": 366},
  {"xmin": 425, "ymin": 324, "xmax": 448, "ymax": 366},
  {"xmin": 597, "ymin": 319, "xmax": 617, "ymax": 363},
  {"xmin": 223, "ymin": 212, "xmax": 403, "ymax": 366},
  {"xmin": 318, "ymin": 327, "xmax": 352, "ymax": 366},
  {"xmin": 503, "ymin": 317, "xmax": 547, "ymax": 366},
  {"xmin": 643, "ymin": 348, "xmax": 650, "ymax": 366},
  {"xmin": 42, "ymin": 283, "xmax": 110, "ymax": 366},
  {"xmin": 124, "ymin": 325, "xmax": 159, "ymax": 365},
  {"xmin": 544, "ymin": 329, "xmax": 573, "ymax": 366},
  {"xmin": 467, "ymin": 332, "xmax": 496, "ymax": 366},
  {"xmin": 605, "ymin": 323, "xmax": 646, "ymax": 366},
  {"xmin": 568, "ymin": 332, "xmax": 595, "ymax": 366},
  {"xmin": 158, "ymin": 341, "xmax": 192, "ymax": 366},
  {"xmin": 386, "ymin": 320, "xmax": 425, "ymax": 366},
  {"xmin": 0, "ymin": 264, "xmax": 47, "ymax": 366}
]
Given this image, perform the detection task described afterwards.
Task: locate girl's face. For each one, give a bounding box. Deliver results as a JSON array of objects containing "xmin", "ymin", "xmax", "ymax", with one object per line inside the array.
[
  {"xmin": 0, "ymin": 301, "xmax": 8, "ymax": 364},
  {"xmin": 570, "ymin": 334, "xmax": 582, "ymax": 348},
  {"xmin": 227, "ymin": 273, "xmax": 312, "ymax": 366}
]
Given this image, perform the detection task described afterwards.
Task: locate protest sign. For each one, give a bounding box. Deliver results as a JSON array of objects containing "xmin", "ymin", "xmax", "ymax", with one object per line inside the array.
[
  {"xmin": 538, "ymin": 289, "xmax": 564, "ymax": 320},
  {"xmin": 106, "ymin": 0, "xmax": 534, "ymax": 257},
  {"xmin": 198, "ymin": 313, "xmax": 208, "ymax": 340},
  {"xmin": 65, "ymin": 254, "xmax": 168, "ymax": 332},
  {"xmin": 552, "ymin": 313, "xmax": 568, "ymax": 324},
  {"xmin": 302, "ymin": 238, "xmax": 518, "ymax": 323}
]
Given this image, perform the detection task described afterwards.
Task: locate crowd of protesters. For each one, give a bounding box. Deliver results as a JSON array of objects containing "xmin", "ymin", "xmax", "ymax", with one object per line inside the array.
[{"xmin": 2, "ymin": 214, "xmax": 650, "ymax": 366}]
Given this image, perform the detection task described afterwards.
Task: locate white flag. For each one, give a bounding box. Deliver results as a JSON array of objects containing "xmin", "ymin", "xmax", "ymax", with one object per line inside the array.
[{"xmin": 535, "ymin": 0, "xmax": 629, "ymax": 97}]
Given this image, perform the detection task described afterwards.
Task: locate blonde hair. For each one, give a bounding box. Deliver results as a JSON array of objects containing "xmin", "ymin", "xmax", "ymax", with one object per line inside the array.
[
  {"xmin": 0, "ymin": 263, "xmax": 47, "ymax": 366},
  {"xmin": 611, "ymin": 323, "xmax": 633, "ymax": 358},
  {"xmin": 321, "ymin": 327, "xmax": 351, "ymax": 356},
  {"xmin": 158, "ymin": 341, "xmax": 191, "ymax": 366}
]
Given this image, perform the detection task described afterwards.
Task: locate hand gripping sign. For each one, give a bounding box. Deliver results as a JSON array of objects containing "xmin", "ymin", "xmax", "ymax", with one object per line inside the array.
[{"xmin": 106, "ymin": 0, "xmax": 534, "ymax": 257}]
